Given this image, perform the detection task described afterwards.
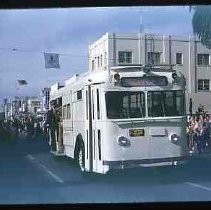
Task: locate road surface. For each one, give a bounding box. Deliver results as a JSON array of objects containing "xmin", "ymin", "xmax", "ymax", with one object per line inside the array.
[{"xmin": 1, "ymin": 137, "xmax": 211, "ymax": 204}]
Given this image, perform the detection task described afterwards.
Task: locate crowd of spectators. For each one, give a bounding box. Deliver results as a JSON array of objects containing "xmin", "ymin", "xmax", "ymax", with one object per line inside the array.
[
  {"xmin": 2, "ymin": 103, "xmax": 211, "ymax": 156},
  {"xmin": 0, "ymin": 114, "xmax": 45, "ymax": 143},
  {"xmin": 187, "ymin": 104, "xmax": 211, "ymax": 154},
  {"xmin": 0, "ymin": 119, "xmax": 16, "ymax": 143}
]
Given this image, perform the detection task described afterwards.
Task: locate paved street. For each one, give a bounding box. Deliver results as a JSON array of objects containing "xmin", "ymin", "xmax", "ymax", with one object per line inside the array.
[{"xmin": 1, "ymin": 137, "xmax": 211, "ymax": 204}]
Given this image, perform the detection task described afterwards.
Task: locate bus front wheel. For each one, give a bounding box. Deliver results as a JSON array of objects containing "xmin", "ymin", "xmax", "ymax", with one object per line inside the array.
[{"xmin": 76, "ymin": 144, "xmax": 85, "ymax": 172}]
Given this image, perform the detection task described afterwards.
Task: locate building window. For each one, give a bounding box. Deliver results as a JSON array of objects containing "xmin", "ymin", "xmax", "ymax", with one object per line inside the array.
[
  {"xmin": 198, "ymin": 79, "xmax": 210, "ymax": 91},
  {"xmin": 97, "ymin": 56, "xmax": 100, "ymax": 67},
  {"xmin": 104, "ymin": 52, "xmax": 107, "ymax": 69},
  {"xmin": 77, "ymin": 90, "xmax": 82, "ymax": 100},
  {"xmin": 176, "ymin": 53, "xmax": 183, "ymax": 65},
  {"xmin": 147, "ymin": 52, "xmax": 161, "ymax": 65},
  {"xmin": 100, "ymin": 55, "xmax": 103, "ymax": 67},
  {"xmin": 198, "ymin": 54, "xmax": 209, "ymax": 66},
  {"xmin": 118, "ymin": 51, "xmax": 132, "ymax": 64},
  {"xmin": 91, "ymin": 60, "xmax": 94, "ymax": 71}
]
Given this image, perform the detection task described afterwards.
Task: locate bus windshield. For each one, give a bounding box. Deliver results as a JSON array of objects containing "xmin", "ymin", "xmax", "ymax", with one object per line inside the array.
[
  {"xmin": 106, "ymin": 91, "xmax": 145, "ymax": 119},
  {"xmin": 147, "ymin": 90, "xmax": 184, "ymax": 117},
  {"xmin": 106, "ymin": 90, "xmax": 184, "ymax": 119}
]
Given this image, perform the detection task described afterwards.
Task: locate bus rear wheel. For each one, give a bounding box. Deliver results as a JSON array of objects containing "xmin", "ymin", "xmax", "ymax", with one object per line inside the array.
[{"xmin": 76, "ymin": 144, "xmax": 85, "ymax": 172}]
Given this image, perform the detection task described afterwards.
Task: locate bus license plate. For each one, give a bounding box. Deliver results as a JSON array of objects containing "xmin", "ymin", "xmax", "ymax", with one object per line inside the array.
[{"xmin": 129, "ymin": 129, "xmax": 144, "ymax": 137}]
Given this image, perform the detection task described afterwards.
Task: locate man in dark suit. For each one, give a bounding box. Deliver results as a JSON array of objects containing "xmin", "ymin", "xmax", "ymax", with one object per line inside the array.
[
  {"xmin": 46, "ymin": 104, "xmax": 57, "ymax": 151},
  {"xmin": 189, "ymin": 98, "xmax": 193, "ymax": 116}
]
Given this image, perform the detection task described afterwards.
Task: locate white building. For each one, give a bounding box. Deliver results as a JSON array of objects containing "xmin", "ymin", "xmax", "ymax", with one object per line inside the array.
[
  {"xmin": 3, "ymin": 98, "xmax": 21, "ymax": 119},
  {"xmin": 3, "ymin": 96, "xmax": 42, "ymax": 119},
  {"xmin": 26, "ymin": 97, "xmax": 42, "ymax": 115},
  {"xmin": 89, "ymin": 32, "xmax": 211, "ymax": 113},
  {"xmin": 42, "ymin": 87, "xmax": 50, "ymax": 111}
]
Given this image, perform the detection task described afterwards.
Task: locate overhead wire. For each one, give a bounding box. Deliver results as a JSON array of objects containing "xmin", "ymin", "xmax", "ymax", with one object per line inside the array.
[{"xmin": 0, "ymin": 46, "xmax": 119, "ymax": 61}]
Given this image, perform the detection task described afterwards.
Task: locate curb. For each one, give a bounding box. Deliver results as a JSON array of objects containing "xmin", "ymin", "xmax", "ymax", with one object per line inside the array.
[{"xmin": 189, "ymin": 152, "xmax": 211, "ymax": 158}]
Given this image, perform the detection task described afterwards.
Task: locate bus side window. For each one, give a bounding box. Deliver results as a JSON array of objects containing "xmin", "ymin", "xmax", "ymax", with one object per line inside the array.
[
  {"xmin": 86, "ymin": 90, "xmax": 88, "ymax": 120},
  {"xmin": 63, "ymin": 105, "xmax": 67, "ymax": 119},
  {"xmin": 122, "ymin": 95, "xmax": 129, "ymax": 118},
  {"xmin": 92, "ymin": 89, "xmax": 95, "ymax": 120},
  {"xmin": 98, "ymin": 130, "xmax": 101, "ymax": 160},
  {"xmin": 130, "ymin": 94, "xmax": 141, "ymax": 118},
  {"xmin": 67, "ymin": 104, "xmax": 71, "ymax": 119},
  {"xmin": 62, "ymin": 105, "xmax": 64, "ymax": 119},
  {"xmin": 77, "ymin": 90, "xmax": 82, "ymax": 100}
]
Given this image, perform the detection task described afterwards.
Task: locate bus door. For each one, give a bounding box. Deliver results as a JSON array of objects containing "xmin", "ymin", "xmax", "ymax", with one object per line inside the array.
[
  {"xmin": 62, "ymin": 91, "xmax": 74, "ymax": 148},
  {"xmin": 84, "ymin": 85, "xmax": 93, "ymax": 172},
  {"xmin": 84, "ymin": 84, "xmax": 102, "ymax": 172},
  {"xmin": 91, "ymin": 85, "xmax": 102, "ymax": 173}
]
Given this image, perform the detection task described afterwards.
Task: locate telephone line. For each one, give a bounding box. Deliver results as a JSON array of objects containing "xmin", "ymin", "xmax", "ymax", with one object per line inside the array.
[
  {"xmin": 0, "ymin": 46, "xmax": 89, "ymax": 58},
  {"xmin": 0, "ymin": 46, "xmax": 119, "ymax": 61}
]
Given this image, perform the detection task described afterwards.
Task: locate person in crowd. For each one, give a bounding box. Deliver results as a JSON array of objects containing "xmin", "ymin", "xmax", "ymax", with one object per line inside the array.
[
  {"xmin": 188, "ymin": 116, "xmax": 195, "ymax": 152},
  {"xmin": 187, "ymin": 105, "xmax": 211, "ymax": 154},
  {"xmin": 198, "ymin": 104, "xmax": 204, "ymax": 115},
  {"xmin": 13, "ymin": 118, "xmax": 20, "ymax": 138},
  {"xmin": 202, "ymin": 116, "xmax": 211, "ymax": 151},
  {"xmin": 0, "ymin": 119, "xmax": 16, "ymax": 143},
  {"xmin": 26, "ymin": 116, "xmax": 34, "ymax": 139},
  {"xmin": 189, "ymin": 98, "xmax": 193, "ymax": 116},
  {"xmin": 34, "ymin": 119, "xmax": 42, "ymax": 139},
  {"xmin": 55, "ymin": 107, "xmax": 64, "ymax": 153},
  {"xmin": 0, "ymin": 120, "xmax": 6, "ymax": 142},
  {"xmin": 196, "ymin": 128, "xmax": 203, "ymax": 154},
  {"xmin": 197, "ymin": 116, "xmax": 203, "ymax": 133},
  {"xmin": 193, "ymin": 117, "xmax": 200, "ymax": 153},
  {"xmin": 46, "ymin": 104, "xmax": 57, "ymax": 151},
  {"xmin": 43, "ymin": 112, "xmax": 48, "ymax": 133}
]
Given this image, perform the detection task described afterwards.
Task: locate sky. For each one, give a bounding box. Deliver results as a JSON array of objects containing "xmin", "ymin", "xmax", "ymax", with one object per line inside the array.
[{"xmin": 0, "ymin": 6, "xmax": 194, "ymax": 104}]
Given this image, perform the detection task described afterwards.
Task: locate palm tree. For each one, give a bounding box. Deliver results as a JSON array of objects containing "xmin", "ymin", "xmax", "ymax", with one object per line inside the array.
[{"xmin": 191, "ymin": 6, "xmax": 211, "ymax": 49}]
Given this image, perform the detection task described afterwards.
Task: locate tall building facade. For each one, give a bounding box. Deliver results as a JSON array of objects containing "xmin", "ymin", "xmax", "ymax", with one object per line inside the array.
[
  {"xmin": 26, "ymin": 97, "xmax": 42, "ymax": 114},
  {"xmin": 3, "ymin": 96, "xmax": 42, "ymax": 119},
  {"xmin": 89, "ymin": 32, "xmax": 211, "ymax": 113},
  {"xmin": 42, "ymin": 87, "xmax": 50, "ymax": 111}
]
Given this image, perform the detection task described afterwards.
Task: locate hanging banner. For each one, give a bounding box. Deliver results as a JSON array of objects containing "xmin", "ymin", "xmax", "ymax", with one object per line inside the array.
[{"xmin": 44, "ymin": 53, "xmax": 60, "ymax": 69}]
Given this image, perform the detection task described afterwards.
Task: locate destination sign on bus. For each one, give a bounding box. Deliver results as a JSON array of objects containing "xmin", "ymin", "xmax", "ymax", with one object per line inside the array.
[
  {"xmin": 129, "ymin": 129, "xmax": 145, "ymax": 137},
  {"xmin": 121, "ymin": 76, "xmax": 168, "ymax": 87}
]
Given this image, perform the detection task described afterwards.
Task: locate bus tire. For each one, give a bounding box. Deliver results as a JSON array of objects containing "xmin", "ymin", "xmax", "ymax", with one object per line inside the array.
[{"xmin": 75, "ymin": 141, "xmax": 85, "ymax": 172}]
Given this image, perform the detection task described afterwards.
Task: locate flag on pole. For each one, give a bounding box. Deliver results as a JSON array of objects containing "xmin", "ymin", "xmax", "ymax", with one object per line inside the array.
[
  {"xmin": 18, "ymin": 80, "xmax": 27, "ymax": 85},
  {"xmin": 44, "ymin": 53, "xmax": 60, "ymax": 69}
]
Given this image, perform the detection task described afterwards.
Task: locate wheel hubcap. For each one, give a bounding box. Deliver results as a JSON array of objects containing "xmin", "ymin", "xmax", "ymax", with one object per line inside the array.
[{"xmin": 78, "ymin": 149, "xmax": 85, "ymax": 171}]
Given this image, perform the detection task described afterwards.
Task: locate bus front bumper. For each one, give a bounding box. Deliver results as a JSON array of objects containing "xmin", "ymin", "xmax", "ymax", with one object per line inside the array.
[{"xmin": 103, "ymin": 156, "xmax": 188, "ymax": 169}]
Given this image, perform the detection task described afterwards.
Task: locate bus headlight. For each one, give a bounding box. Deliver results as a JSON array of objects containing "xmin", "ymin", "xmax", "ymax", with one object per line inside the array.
[
  {"xmin": 117, "ymin": 136, "xmax": 131, "ymax": 147},
  {"xmin": 169, "ymin": 134, "xmax": 180, "ymax": 143},
  {"xmin": 172, "ymin": 72, "xmax": 177, "ymax": 80},
  {"xmin": 114, "ymin": 73, "xmax": 120, "ymax": 84}
]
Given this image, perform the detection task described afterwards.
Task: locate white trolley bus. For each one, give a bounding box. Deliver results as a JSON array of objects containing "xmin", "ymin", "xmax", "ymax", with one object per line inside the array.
[{"xmin": 49, "ymin": 65, "xmax": 188, "ymax": 174}]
